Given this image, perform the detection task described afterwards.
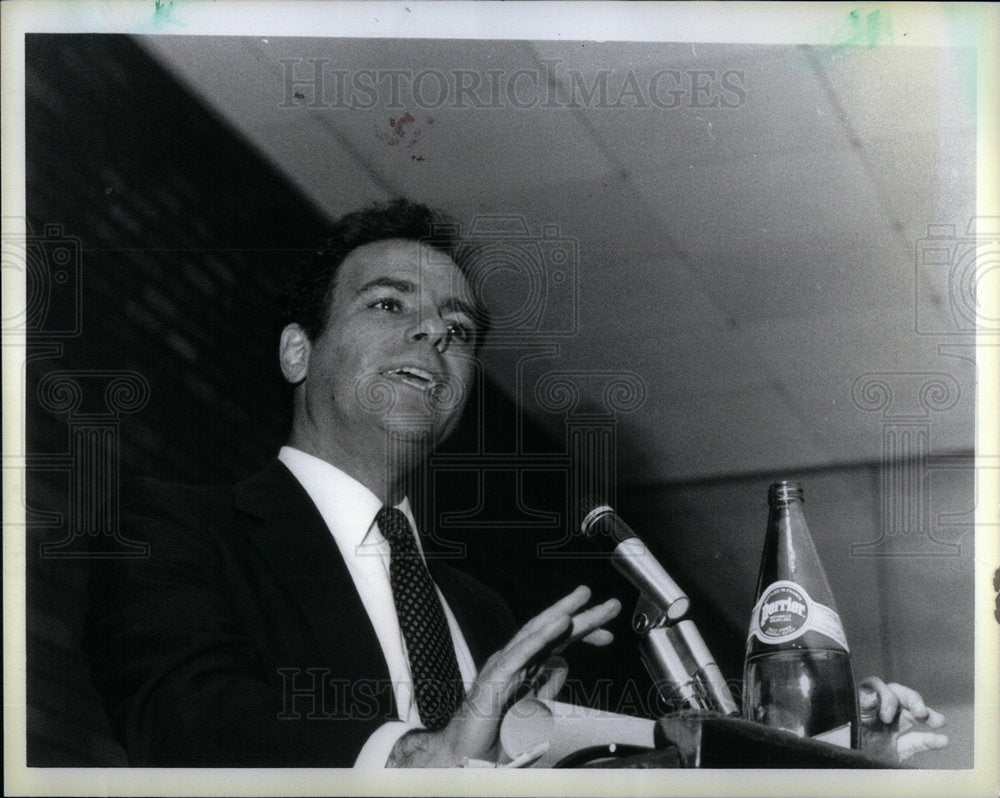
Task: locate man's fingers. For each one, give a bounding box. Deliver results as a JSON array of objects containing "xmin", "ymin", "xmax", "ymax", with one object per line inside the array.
[
  {"xmin": 499, "ymin": 615, "xmax": 572, "ymax": 680},
  {"xmin": 859, "ymin": 677, "xmax": 949, "ymax": 763},
  {"xmin": 887, "ymin": 682, "xmax": 929, "ymax": 720},
  {"xmin": 547, "ymin": 597, "xmax": 620, "ymax": 655},
  {"xmin": 509, "ymin": 586, "xmax": 591, "ymax": 647},
  {"xmin": 569, "ymin": 598, "xmax": 621, "ymax": 640},
  {"xmin": 483, "ymin": 587, "xmax": 619, "ymax": 704},
  {"xmin": 923, "ymin": 707, "xmax": 947, "ymax": 729},
  {"xmin": 861, "ymin": 676, "xmax": 887, "ymax": 695},
  {"xmin": 509, "ymin": 588, "xmax": 618, "ymax": 658},
  {"xmin": 580, "ymin": 629, "xmax": 614, "ymax": 646},
  {"xmin": 896, "ymin": 731, "xmax": 949, "ymax": 761}
]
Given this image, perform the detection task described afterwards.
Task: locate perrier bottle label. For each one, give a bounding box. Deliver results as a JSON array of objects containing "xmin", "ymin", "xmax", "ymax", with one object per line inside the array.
[{"xmin": 748, "ymin": 579, "xmax": 849, "ymax": 652}]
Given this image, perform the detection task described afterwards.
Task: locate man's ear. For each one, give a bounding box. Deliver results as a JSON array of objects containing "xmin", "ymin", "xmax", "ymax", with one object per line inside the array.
[{"xmin": 279, "ymin": 324, "xmax": 310, "ymax": 385}]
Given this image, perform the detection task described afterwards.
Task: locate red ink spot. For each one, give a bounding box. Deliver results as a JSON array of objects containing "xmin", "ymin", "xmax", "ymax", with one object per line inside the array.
[
  {"xmin": 376, "ymin": 111, "xmax": 431, "ymax": 148},
  {"xmin": 392, "ymin": 112, "xmax": 416, "ymax": 138}
]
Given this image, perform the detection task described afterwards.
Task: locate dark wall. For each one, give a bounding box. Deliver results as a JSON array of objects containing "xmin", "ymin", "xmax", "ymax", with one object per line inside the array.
[{"xmin": 24, "ymin": 34, "xmax": 328, "ymax": 765}]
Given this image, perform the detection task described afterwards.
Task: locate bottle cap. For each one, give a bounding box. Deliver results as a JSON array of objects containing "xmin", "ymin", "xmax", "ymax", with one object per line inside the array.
[{"xmin": 858, "ymin": 686, "xmax": 881, "ymax": 726}]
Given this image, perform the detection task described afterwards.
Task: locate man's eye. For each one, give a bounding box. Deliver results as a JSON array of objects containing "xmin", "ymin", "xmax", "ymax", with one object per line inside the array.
[
  {"xmin": 372, "ymin": 297, "xmax": 401, "ymax": 312},
  {"xmin": 446, "ymin": 320, "xmax": 473, "ymax": 342}
]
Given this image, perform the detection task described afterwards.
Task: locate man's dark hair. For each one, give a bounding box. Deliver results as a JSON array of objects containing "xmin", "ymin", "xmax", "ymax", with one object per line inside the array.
[{"xmin": 279, "ymin": 198, "xmax": 488, "ymax": 344}]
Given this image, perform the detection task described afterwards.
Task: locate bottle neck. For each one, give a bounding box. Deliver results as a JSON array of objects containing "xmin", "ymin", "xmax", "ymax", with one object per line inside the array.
[{"xmin": 768, "ymin": 480, "xmax": 804, "ymax": 509}]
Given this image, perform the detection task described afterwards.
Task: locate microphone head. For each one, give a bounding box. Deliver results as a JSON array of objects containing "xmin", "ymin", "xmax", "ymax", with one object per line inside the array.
[
  {"xmin": 577, "ymin": 493, "xmax": 611, "ymax": 524},
  {"xmin": 577, "ymin": 496, "xmax": 629, "ymax": 552}
]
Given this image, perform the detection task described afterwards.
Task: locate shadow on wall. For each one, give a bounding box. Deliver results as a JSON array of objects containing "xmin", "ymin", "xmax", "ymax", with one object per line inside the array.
[{"xmin": 24, "ymin": 33, "xmax": 327, "ymax": 766}]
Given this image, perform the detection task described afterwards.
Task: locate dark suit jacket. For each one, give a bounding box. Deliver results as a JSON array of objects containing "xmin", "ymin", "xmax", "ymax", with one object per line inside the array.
[{"xmin": 83, "ymin": 459, "xmax": 518, "ymax": 767}]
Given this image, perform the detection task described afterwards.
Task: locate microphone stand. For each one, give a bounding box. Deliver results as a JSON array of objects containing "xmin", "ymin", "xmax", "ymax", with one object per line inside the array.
[
  {"xmin": 578, "ymin": 503, "xmax": 737, "ymax": 716},
  {"xmin": 632, "ymin": 591, "xmax": 740, "ymax": 718}
]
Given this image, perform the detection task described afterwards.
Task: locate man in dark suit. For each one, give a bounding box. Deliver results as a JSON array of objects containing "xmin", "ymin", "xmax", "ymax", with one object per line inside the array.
[
  {"xmin": 84, "ymin": 199, "xmax": 948, "ymax": 769},
  {"xmin": 84, "ymin": 199, "xmax": 621, "ymax": 767}
]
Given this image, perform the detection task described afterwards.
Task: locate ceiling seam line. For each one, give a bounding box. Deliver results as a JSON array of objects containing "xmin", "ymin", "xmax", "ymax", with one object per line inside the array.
[
  {"xmin": 800, "ymin": 44, "xmax": 911, "ymax": 256},
  {"xmin": 524, "ymin": 43, "xmax": 742, "ymax": 332}
]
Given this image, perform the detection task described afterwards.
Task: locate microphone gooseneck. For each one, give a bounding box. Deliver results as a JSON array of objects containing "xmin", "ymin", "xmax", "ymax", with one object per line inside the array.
[{"xmin": 579, "ymin": 500, "xmax": 738, "ymax": 717}]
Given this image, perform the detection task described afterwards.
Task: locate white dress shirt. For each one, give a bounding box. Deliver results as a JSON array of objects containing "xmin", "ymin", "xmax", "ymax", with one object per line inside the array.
[{"xmin": 277, "ymin": 446, "xmax": 477, "ymax": 766}]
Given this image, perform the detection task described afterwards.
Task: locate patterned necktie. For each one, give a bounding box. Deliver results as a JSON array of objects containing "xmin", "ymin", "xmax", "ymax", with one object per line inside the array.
[{"xmin": 376, "ymin": 506, "xmax": 464, "ymax": 730}]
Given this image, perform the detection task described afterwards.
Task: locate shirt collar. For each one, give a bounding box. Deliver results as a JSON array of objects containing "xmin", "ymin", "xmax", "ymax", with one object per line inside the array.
[{"xmin": 277, "ymin": 446, "xmax": 419, "ymax": 553}]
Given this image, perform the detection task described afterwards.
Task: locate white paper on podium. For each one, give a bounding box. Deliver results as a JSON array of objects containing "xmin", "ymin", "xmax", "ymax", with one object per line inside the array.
[{"xmin": 499, "ymin": 695, "xmax": 657, "ymax": 768}]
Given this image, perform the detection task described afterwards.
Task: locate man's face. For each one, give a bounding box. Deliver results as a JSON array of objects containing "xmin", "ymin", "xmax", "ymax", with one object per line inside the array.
[{"xmin": 295, "ymin": 238, "xmax": 479, "ymax": 460}]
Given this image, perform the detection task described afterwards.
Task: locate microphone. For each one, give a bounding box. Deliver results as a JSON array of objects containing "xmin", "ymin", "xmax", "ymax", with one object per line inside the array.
[
  {"xmin": 579, "ymin": 501, "xmax": 739, "ymax": 716},
  {"xmin": 642, "ymin": 621, "xmax": 740, "ymax": 717},
  {"xmin": 579, "ymin": 502, "xmax": 690, "ymax": 622}
]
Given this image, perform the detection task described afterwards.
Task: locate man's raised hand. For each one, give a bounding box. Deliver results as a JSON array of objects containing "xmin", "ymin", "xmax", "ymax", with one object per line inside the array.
[{"xmin": 387, "ymin": 586, "xmax": 620, "ymax": 767}]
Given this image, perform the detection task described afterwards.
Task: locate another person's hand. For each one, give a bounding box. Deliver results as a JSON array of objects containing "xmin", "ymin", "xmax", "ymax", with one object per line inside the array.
[
  {"xmin": 859, "ymin": 677, "xmax": 948, "ymax": 762},
  {"xmin": 387, "ymin": 585, "xmax": 621, "ymax": 767}
]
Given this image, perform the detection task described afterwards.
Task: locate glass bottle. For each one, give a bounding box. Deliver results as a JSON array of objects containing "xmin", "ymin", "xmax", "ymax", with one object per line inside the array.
[{"xmin": 742, "ymin": 481, "xmax": 860, "ymax": 749}]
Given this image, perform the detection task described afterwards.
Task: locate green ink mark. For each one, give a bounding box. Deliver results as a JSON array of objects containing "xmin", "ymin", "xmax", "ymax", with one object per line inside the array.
[
  {"xmin": 152, "ymin": 0, "xmax": 176, "ymax": 29},
  {"xmin": 798, "ymin": 5, "xmax": 895, "ymax": 72},
  {"xmin": 823, "ymin": 5, "xmax": 895, "ymax": 59},
  {"xmin": 848, "ymin": 7, "xmax": 894, "ymax": 48},
  {"xmin": 827, "ymin": 5, "xmax": 895, "ymax": 53}
]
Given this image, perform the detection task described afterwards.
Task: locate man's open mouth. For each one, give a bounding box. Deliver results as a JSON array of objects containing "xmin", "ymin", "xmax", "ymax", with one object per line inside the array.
[{"xmin": 383, "ymin": 367, "xmax": 439, "ymax": 391}]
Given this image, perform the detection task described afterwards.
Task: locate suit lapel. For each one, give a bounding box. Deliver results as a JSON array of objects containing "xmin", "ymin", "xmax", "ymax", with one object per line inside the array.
[
  {"xmin": 233, "ymin": 460, "xmax": 392, "ymax": 691},
  {"xmin": 233, "ymin": 460, "xmax": 511, "ymax": 703}
]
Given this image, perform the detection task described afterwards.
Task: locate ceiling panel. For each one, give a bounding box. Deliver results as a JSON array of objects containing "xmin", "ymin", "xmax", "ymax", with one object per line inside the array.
[
  {"xmin": 546, "ymin": 42, "xmax": 850, "ymax": 169},
  {"xmin": 687, "ymin": 233, "xmax": 914, "ymax": 324},
  {"xmin": 139, "ymin": 36, "xmax": 396, "ymax": 211},
  {"xmin": 740, "ymin": 306, "xmax": 975, "ymax": 459},
  {"xmin": 816, "ymin": 44, "xmax": 977, "ymax": 141},
  {"xmin": 861, "ymin": 132, "xmax": 977, "ymax": 234},
  {"xmin": 143, "ymin": 36, "xmax": 622, "ymax": 207},
  {"xmin": 136, "ymin": 34, "xmax": 978, "ymax": 484},
  {"xmin": 632, "ymin": 145, "xmax": 887, "ymax": 256},
  {"xmin": 614, "ymin": 381, "xmax": 836, "ymax": 483}
]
